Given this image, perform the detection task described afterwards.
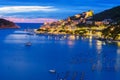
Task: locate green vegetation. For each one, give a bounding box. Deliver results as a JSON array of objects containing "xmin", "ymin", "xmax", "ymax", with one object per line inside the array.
[{"xmin": 92, "ymin": 6, "xmax": 120, "ymax": 21}]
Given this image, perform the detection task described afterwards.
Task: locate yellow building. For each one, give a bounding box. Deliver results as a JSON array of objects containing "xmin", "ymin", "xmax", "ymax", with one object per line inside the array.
[{"xmin": 75, "ymin": 14, "xmax": 81, "ymax": 18}]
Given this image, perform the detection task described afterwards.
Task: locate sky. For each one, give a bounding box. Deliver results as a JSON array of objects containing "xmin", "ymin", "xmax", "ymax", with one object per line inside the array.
[{"xmin": 0, "ymin": 0, "xmax": 120, "ymax": 22}]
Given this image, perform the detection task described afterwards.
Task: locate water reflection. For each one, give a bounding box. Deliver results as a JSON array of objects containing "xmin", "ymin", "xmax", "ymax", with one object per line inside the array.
[
  {"xmin": 96, "ymin": 40, "xmax": 103, "ymax": 71},
  {"xmin": 96, "ymin": 40, "xmax": 102, "ymax": 54},
  {"xmin": 67, "ymin": 40, "xmax": 75, "ymax": 47},
  {"xmin": 68, "ymin": 35, "xmax": 76, "ymax": 40},
  {"xmin": 89, "ymin": 36, "xmax": 92, "ymax": 47},
  {"xmin": 116, "ymin": 42, "xmax": 120, "ymax": 47},
  {"xmin": 115, "ymin": 48, "xmax": 120, "ymax": 71}
]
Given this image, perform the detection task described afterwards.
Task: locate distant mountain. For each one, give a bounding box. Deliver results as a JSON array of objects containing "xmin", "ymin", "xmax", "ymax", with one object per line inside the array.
[
  {"xmin": 0, "ymin": 18, "xmax": 19, "ymax": 29},
  {"xmin": 92, "ymin": 6, "xmax": 120, "ymax": 21}
]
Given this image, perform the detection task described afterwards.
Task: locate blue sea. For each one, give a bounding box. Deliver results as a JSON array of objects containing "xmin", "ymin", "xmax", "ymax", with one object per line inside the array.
[{"xmin": 0, "ymin": 23, "xmax": 120, "ymax": 80}]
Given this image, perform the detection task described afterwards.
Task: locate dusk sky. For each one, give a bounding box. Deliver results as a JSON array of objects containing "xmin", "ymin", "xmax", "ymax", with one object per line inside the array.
[{"xmin": 0, "ymin": 0, "xmax": 120, "ymax": 20}]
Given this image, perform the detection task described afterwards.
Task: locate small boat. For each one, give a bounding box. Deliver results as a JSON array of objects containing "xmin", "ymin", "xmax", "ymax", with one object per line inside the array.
[
  {"xmin": 49, "ymin": 69, "xmax": 56, "ymax": 73},
  {"xmin": 25, "ymin": 42, "xmax": 32, "ymax": 46}
]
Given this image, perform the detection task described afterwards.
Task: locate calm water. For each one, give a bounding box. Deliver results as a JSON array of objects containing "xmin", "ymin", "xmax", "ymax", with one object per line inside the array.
[{"xmin": 0, "ymin": 23, "xmax": 120, "ymax": 80}]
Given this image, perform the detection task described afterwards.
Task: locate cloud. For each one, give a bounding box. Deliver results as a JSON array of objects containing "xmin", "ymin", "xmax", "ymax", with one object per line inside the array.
[{"xmin": 0, "ymin": 6, "xmax": 58, "ymax": 13}]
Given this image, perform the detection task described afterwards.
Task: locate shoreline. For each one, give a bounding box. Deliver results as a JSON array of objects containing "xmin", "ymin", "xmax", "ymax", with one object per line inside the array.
[
  {"xmin": 35, "ymin": 29, "xmax": 120, "ymax": 42},
  {"xmin": 96, "ymin": 37, "xmax": 120, "ymax": 42}
]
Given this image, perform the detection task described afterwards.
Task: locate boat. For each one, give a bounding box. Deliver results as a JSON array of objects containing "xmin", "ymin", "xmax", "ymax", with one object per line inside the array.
[
  {"xmin": 49, "ymin": 69, "xmax": 56, "ymax": 73},
  {"xmin": 25, "ymin": 42, "xmax": 32, "ymax": 46}
]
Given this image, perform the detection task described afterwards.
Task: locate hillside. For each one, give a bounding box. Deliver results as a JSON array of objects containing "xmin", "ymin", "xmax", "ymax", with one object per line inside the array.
[
  {"xmin": 36, "ymin": 10, "xmax": 102, "ymax": 35},
  {"xmin": 92, "ymin": 6, "xmax": 120, "ymax": 21},
  {"xmin": 96, "ymin": 6, "xmax": 120, "ymax": 40},
  {"xmin": 36, "ymin": 6, "xmax": 120, "ymax": 39},
  {"xmin": 0, "ymin": 18, "xmax": 19, "ymax": 29}
]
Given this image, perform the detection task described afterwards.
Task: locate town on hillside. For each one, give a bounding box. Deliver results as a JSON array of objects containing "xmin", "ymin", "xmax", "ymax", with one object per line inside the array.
[{"xmin": 35, "ymin": 6, "xmax": 120, "ymax": 41}]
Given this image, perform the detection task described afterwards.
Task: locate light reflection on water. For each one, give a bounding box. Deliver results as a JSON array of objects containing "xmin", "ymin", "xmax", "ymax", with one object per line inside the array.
[
  {"xmin": 89, "ymin": 36, "xmax": 93, "ymax": 48},
  {"xmin": 0, "ymin": 24, "xmax": 120, "ymax": 80},
  {"xmin": 115, "ymin": 48, "xmax": 120, "ymax": 71},
  {"xmin": 96, "ymin": 40, "xmax": 102, "ymax": 54},
  {"xmin": 117, "ymin": 42, "xmax": 120, "ymax": 47}
]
